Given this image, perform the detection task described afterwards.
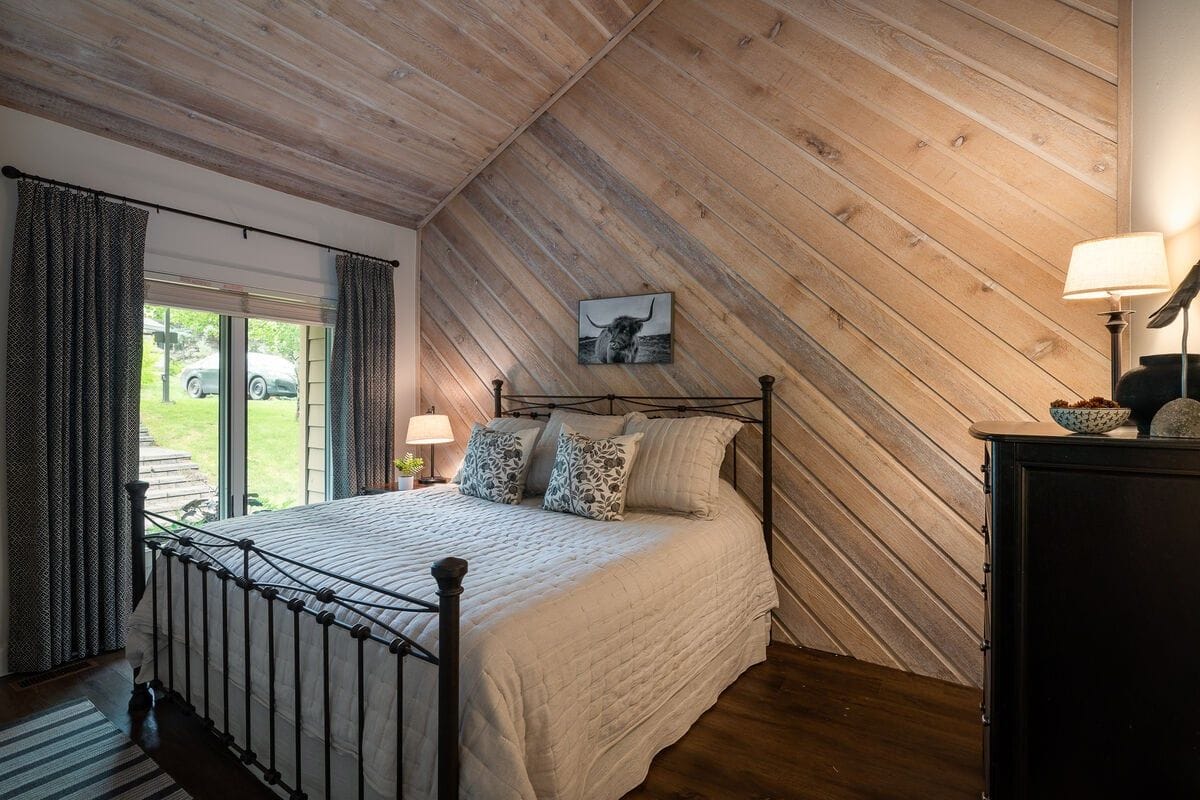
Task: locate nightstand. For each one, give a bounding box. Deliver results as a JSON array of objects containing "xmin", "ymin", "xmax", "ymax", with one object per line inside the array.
[{"xmin": 359, "ymin": 481, "xmax": 437, "ymax": 495}]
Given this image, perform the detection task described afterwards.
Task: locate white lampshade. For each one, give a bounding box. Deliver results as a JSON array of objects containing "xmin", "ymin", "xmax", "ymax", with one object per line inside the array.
[
  {"xmin": 1063, "ymin": 232, "xmax": 1171, "ymax": 300},
  {"xmin": 406, "ymin": 413, "xmax": 454, "ymax": 445}
]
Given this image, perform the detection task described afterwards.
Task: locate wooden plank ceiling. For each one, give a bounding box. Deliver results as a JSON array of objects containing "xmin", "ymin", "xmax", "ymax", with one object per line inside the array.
[
  {"xmin": 0, "ymin": 0, "xmax": 651, "ymax": 226},
  {"xmin": 420, "ymin": 0, "xmax": 1119, "ymax": 686}
]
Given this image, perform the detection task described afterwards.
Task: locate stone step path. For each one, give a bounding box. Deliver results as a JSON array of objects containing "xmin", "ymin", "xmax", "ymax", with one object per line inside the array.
[{"xmin": 138, "ymin": 428, "xmax": 216, "ymax": 516}]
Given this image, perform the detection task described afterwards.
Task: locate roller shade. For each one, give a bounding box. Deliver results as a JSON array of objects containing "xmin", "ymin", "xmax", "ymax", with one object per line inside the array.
[{"xmin": 145, "ymin": 273, "xmax": 335, "ymax": 327}]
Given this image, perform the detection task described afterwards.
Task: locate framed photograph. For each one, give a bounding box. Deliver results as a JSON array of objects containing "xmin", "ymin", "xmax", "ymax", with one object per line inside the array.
[{"xmin": 578, "ymin": 291, "xmax": 673, "ymax": 365}]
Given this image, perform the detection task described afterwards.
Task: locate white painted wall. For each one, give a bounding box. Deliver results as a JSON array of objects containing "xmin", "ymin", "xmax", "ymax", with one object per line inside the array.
[
  {"xmin": 1130, "ymin": 0, "xmax": 1200, "ymax": 359},
  {"xmin": 0, "ymin": 107, "xmax": 419, "ymax": 674}
]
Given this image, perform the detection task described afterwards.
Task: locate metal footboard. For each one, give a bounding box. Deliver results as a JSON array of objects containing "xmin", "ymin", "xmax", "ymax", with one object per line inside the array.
[{"xmin": 125, "ymin": 481, "xmax": 466, "ymax": 799}]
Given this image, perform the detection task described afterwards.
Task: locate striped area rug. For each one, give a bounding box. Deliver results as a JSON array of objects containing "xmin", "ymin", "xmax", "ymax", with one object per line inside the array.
[{"xmin": 0, "ymin": 698, "xmax": 191, "ymax": 800}]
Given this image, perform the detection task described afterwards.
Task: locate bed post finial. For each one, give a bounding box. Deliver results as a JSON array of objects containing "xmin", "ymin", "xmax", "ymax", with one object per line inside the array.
[
  {"xmin": 493, "ymin": 378, "xmax": 504, "ymax": 417},
  {"xmin": 433, "ymin": 556, "xmax": 468, "ymax": 799},
  {"xmin": 127, "ymin": 480, "xmax": 150, "ymax": 605},
  {"xmin": 126, "ymin": 480, "xmax": 154, "ymax": 714},
  {"xmin": 758, "ymin": 376, "xmax": 774, "ymax": 560}
]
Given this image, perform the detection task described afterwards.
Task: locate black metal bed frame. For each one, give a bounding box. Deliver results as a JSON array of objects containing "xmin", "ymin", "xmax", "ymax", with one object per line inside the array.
[
  {"xmin": 492, "ymin": 374, "xmax": 775, "ymax": 555},
  {"xmin": 124, "ymin": 487, "xmax": 466, "ymax": 800},
  {"xmin": 123, "ymin": 375, "xmax": 775, "ymax": 800}
]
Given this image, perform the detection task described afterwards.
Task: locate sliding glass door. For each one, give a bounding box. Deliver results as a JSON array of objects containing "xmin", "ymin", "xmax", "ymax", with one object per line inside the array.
[
  {"xmin": 245, "ymin": 318, "xmax": 304, "ymax": 513},
  {"xmin": 139, "ymin": 303, "xmax": 328, "ymax": 523}
]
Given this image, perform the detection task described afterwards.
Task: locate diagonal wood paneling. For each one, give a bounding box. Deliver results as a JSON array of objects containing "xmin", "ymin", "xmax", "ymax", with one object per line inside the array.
[
  {"xmin": 421, "ymin": 0, "xmax": 1120, "ymax": 686},
  {"xmin": 0, "ymin": 0, "xmax": 653, "ymax": 226}
]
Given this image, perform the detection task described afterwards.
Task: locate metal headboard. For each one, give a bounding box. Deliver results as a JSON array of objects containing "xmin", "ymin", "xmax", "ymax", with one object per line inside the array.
[{"xmin": 492, "ymin": 375, "xmax": 775, "ymax": 558}]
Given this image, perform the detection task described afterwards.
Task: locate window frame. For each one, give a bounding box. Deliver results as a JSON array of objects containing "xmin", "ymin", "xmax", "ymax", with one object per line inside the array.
[{"xmin": 141, "ymin": 293, "xmax": 331, "ymax": 522}]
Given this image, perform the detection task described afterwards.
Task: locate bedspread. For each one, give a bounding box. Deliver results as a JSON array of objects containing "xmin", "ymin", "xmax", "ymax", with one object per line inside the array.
[{"xmin": 125, "ymin": 482, "xmax": 777, "ymax": 799}]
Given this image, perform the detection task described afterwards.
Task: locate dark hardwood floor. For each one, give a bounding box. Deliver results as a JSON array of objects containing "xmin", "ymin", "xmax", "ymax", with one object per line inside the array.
[{"xmin": 0, "ymin": 644, "xmax": 981, "ymax": 799}]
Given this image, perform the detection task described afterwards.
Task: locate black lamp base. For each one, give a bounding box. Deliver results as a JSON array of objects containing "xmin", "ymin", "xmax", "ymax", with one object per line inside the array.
[
  {"xmin": 1100, "ymin": 307, "xmax": 1133, "ymax": 400},
  {"xmin": 418, "ymin": 475, "xmax": 448, "ymax": 484}
]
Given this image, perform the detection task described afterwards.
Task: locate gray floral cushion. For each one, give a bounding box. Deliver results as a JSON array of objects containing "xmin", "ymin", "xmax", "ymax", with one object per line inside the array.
[
  {"xmin": 542, "ymin": 426, "xmax": 644, "ymax": 521},
  {"xmin": 457, "ymin": 424, "xmax": 540, "ymax": 505}
]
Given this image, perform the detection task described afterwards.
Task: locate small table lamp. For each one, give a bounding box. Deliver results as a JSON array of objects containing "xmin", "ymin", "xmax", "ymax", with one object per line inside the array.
[
  {"xmin": 406, "ymin": 407, "xmax": 454, "ymax": 484},
  {"xmin": 1063, "ymin": 232, "xmax": 1171, "ymax": 397}
]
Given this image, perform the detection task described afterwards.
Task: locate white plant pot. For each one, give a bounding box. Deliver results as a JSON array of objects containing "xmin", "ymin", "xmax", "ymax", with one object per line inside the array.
[{"xmin": 397, "ymin": 475, "xmax": 415, "ymax": 491}]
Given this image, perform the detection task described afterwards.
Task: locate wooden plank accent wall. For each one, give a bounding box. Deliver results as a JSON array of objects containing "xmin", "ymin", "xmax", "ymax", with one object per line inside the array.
[{"xmin": 419, "ymin": 0, "xmax": 1119, "ymax": 686}]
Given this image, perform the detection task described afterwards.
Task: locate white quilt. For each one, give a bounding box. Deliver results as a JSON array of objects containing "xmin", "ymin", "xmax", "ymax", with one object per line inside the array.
[{"xmin": 126, "ymin": 482, "xmax": 777, "ymax": 799}]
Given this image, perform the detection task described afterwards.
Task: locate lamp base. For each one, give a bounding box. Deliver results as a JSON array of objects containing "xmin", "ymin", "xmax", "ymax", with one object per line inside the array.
[
  {"xmin": 418, "ymin": 475, "xmax": 448, "ymax": 484},
  {"xmin": 1100, "ymin": 308, "xmax": 1133, "ymax": 399}
]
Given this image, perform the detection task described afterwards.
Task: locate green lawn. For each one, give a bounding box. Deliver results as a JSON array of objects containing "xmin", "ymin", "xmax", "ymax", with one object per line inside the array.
[{"xmin": 139, "ymin": 340, "xmax": 303, "ymax": 511}]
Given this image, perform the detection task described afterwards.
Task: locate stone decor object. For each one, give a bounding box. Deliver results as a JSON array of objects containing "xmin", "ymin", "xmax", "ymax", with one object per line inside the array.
[{"xmin": 1150, "ymin": 397, "xmax": 1200, "ymax": 438}]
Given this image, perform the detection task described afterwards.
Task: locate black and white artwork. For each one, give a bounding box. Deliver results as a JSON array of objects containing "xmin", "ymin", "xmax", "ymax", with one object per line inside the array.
[{"xmin": 578, "ymin": 291, "xmax": 673, "ymax": 364}]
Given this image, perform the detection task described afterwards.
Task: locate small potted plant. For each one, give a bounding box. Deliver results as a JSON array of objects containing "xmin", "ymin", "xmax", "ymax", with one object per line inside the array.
[{"xmin": 392, "ymin": 452, "xmax": 425, "ymax": 490}]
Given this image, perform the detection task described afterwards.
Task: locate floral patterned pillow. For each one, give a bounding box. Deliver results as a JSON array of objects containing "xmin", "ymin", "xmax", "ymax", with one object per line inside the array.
[
  {"xmin": 542, "ymin": 426, "xmax": 644, "ymax": 521},
  {"xmin": 457, "ymin": 424, "xmax": 540, "ymax": 505}
]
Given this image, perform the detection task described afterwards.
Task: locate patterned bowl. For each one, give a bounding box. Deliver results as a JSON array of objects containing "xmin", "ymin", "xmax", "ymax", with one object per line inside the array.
[{"xmin": 1049, "ymin": 406, "xmax": 1131, "ymax": 433}]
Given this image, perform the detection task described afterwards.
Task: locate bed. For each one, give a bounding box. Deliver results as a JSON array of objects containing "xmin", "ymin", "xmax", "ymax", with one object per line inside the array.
[{"xmin": 123, "ymin": 379, "xmax": 778, "ymax": 799}]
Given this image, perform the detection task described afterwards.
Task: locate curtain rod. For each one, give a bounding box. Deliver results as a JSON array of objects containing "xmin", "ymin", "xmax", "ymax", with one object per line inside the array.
[{"xmin": 1, "ymin": 165, "xmax": 399, "ymax": 268}]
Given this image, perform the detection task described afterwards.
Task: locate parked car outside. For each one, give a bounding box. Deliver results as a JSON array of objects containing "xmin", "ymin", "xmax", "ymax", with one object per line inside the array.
[{"xmin": 180, "ymin": 352, "xmax": 298, "ymax": 400}]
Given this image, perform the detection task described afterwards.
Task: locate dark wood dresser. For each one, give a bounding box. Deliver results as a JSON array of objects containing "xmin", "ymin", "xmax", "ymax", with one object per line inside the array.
[{"xmin": 970, "ymin": 423, "xmax": 1200, "ymax": 799}]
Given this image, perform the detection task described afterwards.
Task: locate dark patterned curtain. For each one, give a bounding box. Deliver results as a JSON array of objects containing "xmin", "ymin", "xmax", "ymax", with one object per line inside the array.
[
  {"xmin": 6, "ymin": 181, "xmax": 148, "ymax": 672},
  {"xmin": 330, "ymin": 254, "xmax": 395, "ymax": 499}
]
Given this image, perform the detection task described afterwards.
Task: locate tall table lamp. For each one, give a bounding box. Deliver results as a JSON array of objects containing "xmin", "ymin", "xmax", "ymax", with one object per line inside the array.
[
  {"xmin": 406, "ymin": 407, "xmax": 454, "ymax": 484},
  {"xmin": 1063, "ymin": 232, "xmax": 1171, "ymax": 397}
]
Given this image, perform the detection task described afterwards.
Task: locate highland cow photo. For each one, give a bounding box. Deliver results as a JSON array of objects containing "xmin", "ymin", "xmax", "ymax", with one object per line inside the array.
[{"xmin": 578, "ymin": 291, "xmax": 673, "ymax": 365}]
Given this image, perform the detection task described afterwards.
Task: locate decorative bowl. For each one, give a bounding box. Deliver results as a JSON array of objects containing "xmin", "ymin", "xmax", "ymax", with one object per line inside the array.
[{"xmin": 1049, "ymin": 406, "xmax": 1131, "ymax": 434}]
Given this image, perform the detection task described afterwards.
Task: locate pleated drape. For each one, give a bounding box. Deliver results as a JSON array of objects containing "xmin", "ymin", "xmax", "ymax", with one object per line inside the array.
[
  {"xmin": 6, "ymin": 181, "xmax": 148, "ymax": 672},
  {"xmin": 329, "ymin": 254, "xmax": 395, "ymax": 499}
]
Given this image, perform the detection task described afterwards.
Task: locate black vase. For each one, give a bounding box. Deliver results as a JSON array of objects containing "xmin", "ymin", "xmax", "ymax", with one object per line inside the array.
[{"xmin": 1115, "ymin": 354, "xmax": 1200, "ymax": 433}]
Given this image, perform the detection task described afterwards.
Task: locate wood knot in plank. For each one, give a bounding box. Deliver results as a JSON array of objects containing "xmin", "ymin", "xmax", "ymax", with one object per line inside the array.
[
  {"xmin": 1026, "ymin": 338, "xmax": 1056, "ymax": 361},
  {"xmin": 830, "ymin": 307, "xmax": 845, "ymax": 329},
  {"xmin": 768, "ymin": 19, "xmax": 783, "ymax": 40},
  {"xmin": 980, "ymin": 278, "xmax": 997, "ymax": 292},
  {"xmin": 951, "ymin": 134, "xmax": 966, "ymax": 148},
  {"xmin": 1031, "ymin": 133, "xmax": 1046, "ymax": 146},
  {"xmin": 834, "ymin": 206, "xmax": 857, "ymax": 224},
  {"xmin": 916, "ymin": 140, "xmax": 928, "ymax": 149},
  {"xmin": 800, "ymin": 131, "xmax": 841, "ymax": 162},
  {"xmin": 738, "ymin": 35, "xmax": 753, "ymax": 48},
  {"xmin": 697, "ymin": 202, "xmax": 708, "ymax": 219}
]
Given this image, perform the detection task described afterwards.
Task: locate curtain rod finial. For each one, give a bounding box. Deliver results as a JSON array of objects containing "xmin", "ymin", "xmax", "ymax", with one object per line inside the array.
[{"xmin": 2, "ymin": 165, "xmax": 22, "ymax": 180}]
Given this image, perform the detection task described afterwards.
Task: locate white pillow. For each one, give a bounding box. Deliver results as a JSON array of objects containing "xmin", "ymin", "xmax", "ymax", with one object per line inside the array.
[
  {"xmin": 487, "ymin": 416, "xmax": 547, "ymax": 436},
  {"xmin": 525, "ymin": 410, "xmax": 630, "ymax": 495},
  {"xmin": 621, "ymin": 413, "xmax": 743, "ymax": 518},
  {"xmin": 542, "ymin": 425, "xmax": 644, "ymax": 521},
  {"xmin": 453, "ymin": 417, "xmax": 544, "ymax": 483}
]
